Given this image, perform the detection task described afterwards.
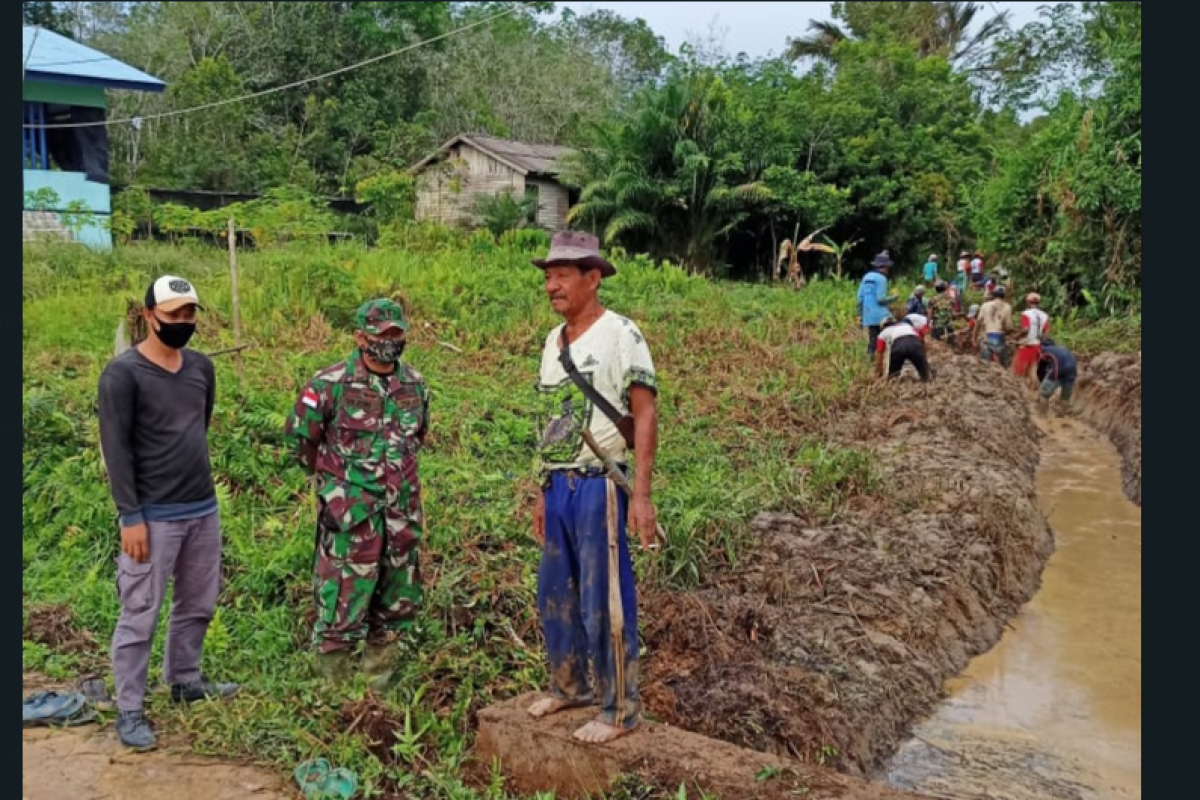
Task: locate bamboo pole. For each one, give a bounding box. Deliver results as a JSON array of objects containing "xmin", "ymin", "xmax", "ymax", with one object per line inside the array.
[{"xmin": 227, "ymin": 218, "xmax": 243, "ymax": 376}]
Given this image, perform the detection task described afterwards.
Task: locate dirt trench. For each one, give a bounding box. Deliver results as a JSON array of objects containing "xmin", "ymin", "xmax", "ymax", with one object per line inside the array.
[
  {"xmin": 639, "ymin": 348, "xmax": 1055, "ymax": 779},
  {"xmin": 1072, "ymin": 352, "xmax": 1142, "ymax": 506}
]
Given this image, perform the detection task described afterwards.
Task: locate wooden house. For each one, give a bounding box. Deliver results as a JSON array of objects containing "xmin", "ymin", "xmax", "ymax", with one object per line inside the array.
[{"xmin": 409, "ymin": 134, "xmax": 576, "ymax": 232}]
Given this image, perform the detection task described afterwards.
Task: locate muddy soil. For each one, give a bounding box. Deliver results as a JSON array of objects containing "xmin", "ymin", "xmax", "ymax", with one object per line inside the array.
[
  {"xmin": 885, "ymin": 416, "xmax": 1142, "ymax": 799},
  {"xmin": 1073, "ymin": 352, "xmax": 1141, "ymax": 506},
  {"xmin": 22, "ymin": 674, "xmax": 294, "ymax": 800},
  {"xmin": 640, "ymin": 349, "xmax": 1055, "ymax": 778}
]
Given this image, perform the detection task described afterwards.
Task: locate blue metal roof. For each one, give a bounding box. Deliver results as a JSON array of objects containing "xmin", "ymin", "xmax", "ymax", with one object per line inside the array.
[{"xmin": 22, "ymin": 26, "xmax": 165, "ymax": 93}]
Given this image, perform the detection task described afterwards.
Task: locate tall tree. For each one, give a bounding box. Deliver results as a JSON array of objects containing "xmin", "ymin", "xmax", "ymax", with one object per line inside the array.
[
  {"xmin": 785, "ymin": 2, "xmax": 1010, "ymax": 72},
  {"xmin": 22, "ymin": 1, "xmax": 75, "ymax": 35}
]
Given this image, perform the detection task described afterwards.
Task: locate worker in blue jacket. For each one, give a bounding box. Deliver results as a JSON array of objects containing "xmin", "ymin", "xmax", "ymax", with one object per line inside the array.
[{"xmin": 856, "ymin": 250, "xmax": 899, "ymax": 356}]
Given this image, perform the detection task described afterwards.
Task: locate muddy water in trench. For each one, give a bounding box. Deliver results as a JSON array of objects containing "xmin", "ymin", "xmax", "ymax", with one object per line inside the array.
[{"xmin": 883, "ymin": 416, "xmax": 1141, "ymax": 800}]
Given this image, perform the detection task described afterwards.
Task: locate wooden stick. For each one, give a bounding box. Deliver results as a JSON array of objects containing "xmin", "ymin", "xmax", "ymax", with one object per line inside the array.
[
  {"xmin": 227, "ymin": 218, "xmax": 243, "ymax": 376},
  {"xmin": 580, "ymin": 429, "xmax": 667, "ymax": 547},
  {"xmin": 204, "ymin": 344, "xmax": 252, "ymax": 358},
  {"xmin": 605, "ymin": 477, "xmax": 627, "ymax": 725}
]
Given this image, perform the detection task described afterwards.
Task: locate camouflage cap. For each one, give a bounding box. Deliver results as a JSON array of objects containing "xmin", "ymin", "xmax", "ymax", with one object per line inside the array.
[{"xmin": 356, "ymin": 298, "xmax": 408, "ymax": 334}]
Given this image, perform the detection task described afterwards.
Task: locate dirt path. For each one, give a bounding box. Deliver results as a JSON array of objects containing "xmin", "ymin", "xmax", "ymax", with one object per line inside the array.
[
  {"xmin": 22, "ymin": 676, "xmax": 294, "ymax": 800},
  {"xmin": 23, "ymin": 727, "xmax": 295, "ymax": 800}
]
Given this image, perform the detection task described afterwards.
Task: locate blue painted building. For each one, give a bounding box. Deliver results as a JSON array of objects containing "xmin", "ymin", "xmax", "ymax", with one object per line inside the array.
[{"xmin": 22, "ymin": 26, "xmax": 165, "ymax": 249}]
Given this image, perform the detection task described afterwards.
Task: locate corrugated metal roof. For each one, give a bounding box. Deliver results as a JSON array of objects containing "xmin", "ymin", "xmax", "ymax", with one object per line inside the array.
[
  {"xmin": 410, "ymin": 134, "xmax": 575, "ymax": 177},
  {"xmin": 466, "ymin": 136, "xmax": 575, "ymax": 175},
  {"xmin": 23, "ymin": 26, "xmax": 165, "ymax": 93}
]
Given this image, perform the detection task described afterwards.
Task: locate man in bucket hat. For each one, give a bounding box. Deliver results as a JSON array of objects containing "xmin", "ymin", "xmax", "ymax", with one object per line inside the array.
[
  {"xmin": 527, "ymin": 231, "xmax": 659, "ymax": 744},
  {"xmin": 856, "ymin": 250, "xmax": 899, "ymax": 357},
  {"xmin": 284, "ymin": 298, "xmax": 430, "ymax": 689}
]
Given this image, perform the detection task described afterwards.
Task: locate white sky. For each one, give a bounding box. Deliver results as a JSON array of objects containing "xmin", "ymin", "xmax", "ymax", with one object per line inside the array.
[{"xmin": 557, "ymin": 2, "xmax": 1055, "ymax": 61}]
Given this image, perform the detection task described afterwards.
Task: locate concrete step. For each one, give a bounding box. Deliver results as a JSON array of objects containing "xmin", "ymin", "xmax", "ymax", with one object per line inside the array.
[
  {"xmin": 23, "ymin": 211, "xmax": 72, "ymax": 243},
  {"xmin": 476, "ymin": 692, "xmax": 946, "ymax": 799}
]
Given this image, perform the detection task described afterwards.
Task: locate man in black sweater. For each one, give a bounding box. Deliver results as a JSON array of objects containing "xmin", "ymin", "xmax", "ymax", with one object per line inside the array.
[{"xmin": 97, "ymin": 275, "xmax": 238, "ymax": 750}]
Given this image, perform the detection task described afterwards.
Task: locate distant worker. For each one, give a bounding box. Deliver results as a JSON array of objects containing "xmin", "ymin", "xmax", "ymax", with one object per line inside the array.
[
  {"xmin": 976, "ymin": 285, "xmax": 1014, "ymax": 365},
  {"xmin": 903, "ymin": 312, "xmax": 930, "ymax": 341},
  {"xmin": 907, "ymin": 284, "xmax": 926, "ymax": 316},
  {"xmin": 954, "ymin": 251, "xmax": 970, "ymax": 293},
  {"xmin": 949, "ymin": 303, "xmax": 979, "ymax": 353},
  {"xmin": 907, "ymin": 284, "xmax": 928, "ymax": 316},
  {"xmin": 875, "ymin": 316, "xmax": 931, "ymax": 382},
  {"xmin": 970, "ymin": 251, "xmax": 986, "ymax": 287},
  {"xmin": 1014, "ymin": 292, "xmax": 1050, "ymax": 386},
  {"xmin": 1036, "ymin": 337, "xmax": 1078, "ymax": 412},
  {"xmin": 927, "ymin": 280, "xmax": 954, "ymax": 340},
  {"xmin": 947, "ymin": 279, "xmax": 963, "ymax": 315},
  {"xmin": 923, "ymin": 253, "xmax": 939, "ymax": 283},
  {"xmin": 856, "ymin": 250, "xmax": 898, "ymax": 357}
]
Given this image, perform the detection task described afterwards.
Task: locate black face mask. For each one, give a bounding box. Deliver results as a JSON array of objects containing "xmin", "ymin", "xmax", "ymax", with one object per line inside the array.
[
  {"xmin": 363, "ymin": 338, "xmax": 405, "ymax": 365},
  {"xmin": 153, "ymin": 315, "xmax": 196, "ymax": 349}
]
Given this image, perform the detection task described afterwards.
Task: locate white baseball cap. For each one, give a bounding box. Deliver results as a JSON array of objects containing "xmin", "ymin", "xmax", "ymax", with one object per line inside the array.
[{"xmin": 145, "ymin": 275, "xmax": 203, "ymax": 313}]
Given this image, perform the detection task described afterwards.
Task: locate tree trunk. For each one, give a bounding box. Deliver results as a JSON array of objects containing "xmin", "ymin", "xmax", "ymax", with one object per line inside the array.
[{"xmin": 770, "ymin": 220, "xmax": 777, "ymax": 282}]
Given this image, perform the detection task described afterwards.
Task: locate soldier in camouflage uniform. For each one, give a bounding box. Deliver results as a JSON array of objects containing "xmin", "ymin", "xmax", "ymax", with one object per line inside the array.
[
  {"xmin": 284, "ymin": 299, "xmax": 430, "ymax": 688},
  {"xmin": 927, "ymin": 279, "xmax": 955, "ymax": 341}
]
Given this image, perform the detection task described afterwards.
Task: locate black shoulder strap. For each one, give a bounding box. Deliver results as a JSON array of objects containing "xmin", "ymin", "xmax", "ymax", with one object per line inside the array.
[{"xmin": 558, "ymin": 327, "xmax": 626, "ymax": 427}]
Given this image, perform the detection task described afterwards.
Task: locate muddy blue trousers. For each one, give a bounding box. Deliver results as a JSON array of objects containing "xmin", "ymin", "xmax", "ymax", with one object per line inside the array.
[{"xmin": 538, "ymin": 470, "xmax": 641, "ymax": 729}]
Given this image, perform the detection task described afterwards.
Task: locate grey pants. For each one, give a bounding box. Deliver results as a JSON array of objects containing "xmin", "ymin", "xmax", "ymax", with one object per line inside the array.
[{"xmin": 111, "ymin": 513, "xmax": 222, "ymax": 711}]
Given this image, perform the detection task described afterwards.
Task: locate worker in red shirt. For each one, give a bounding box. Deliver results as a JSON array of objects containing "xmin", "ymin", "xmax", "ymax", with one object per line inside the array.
[{"xmin": 1014, "ymin": 292, "xmax": 1050, "ymax": 386}]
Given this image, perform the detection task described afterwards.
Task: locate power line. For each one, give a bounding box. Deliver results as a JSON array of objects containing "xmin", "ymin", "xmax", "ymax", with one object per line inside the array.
[{"xmin": 22, "ymin": 6, "xmax": 518, "ymax": 130}]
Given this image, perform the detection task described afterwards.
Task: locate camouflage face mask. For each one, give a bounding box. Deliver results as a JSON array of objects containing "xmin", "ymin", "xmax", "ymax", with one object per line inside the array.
[{"xmin": 363, "ymin": 338, "xmax": 405, "ymax": 364}]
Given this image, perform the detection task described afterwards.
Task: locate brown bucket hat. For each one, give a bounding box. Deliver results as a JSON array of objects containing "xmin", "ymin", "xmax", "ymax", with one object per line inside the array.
[{"xmin": 531, "ymin": 231, "xmax": 616, "ymax": 278}]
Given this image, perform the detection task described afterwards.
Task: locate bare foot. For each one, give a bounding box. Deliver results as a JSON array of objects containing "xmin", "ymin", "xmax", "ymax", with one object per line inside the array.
[
  {"xmin": 527, "ymin": 696, "xmax": 591, "ymax": 718},
  {"xmin": 572, "ymin": 719, "xmax": 636, "ymax": 744}
]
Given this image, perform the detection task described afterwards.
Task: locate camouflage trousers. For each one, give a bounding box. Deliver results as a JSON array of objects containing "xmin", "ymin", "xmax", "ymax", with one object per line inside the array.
[{"xmin": 311, "ymin": 501, "xmax": 423, "ymax": 654}]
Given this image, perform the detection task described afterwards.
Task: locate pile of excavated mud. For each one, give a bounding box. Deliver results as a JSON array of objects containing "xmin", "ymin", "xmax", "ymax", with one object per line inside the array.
[
  {"xmin": 1074, "ymin": 352, "xmax": 1142, "ymax": 506},
  {"xmin": 640, "ymin": 349, "xmax": 1054, "ymax": 778}
]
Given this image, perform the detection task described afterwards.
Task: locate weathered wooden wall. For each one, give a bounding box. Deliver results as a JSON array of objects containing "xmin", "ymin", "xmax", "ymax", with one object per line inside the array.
[
  {"xmin": 526, "ymin": 178, "xmax": 569, "ymax": 232},
  {"xmin": 415, "ymin": 142, "xmax": 526, "ymax": 227}
]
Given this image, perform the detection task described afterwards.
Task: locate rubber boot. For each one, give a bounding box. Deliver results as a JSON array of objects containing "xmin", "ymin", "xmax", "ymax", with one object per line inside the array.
[
  {"xmin": 313, "ymin": 650, "xmax": 355, "ymax": 684},
  {"xmin": 362, "ymin": 643, "xmax": 400, "ymax": 692}
]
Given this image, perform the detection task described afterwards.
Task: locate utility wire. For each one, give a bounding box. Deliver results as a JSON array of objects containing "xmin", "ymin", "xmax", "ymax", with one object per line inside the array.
[{"xmin": 22, "ymin": 6, "xmax": 518, "ymax": 130}]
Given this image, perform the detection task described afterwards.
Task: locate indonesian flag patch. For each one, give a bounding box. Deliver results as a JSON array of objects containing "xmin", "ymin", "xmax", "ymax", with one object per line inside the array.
[{"xmin": 301, "ymin": 388, "xmax": 320, "ymax": 409}]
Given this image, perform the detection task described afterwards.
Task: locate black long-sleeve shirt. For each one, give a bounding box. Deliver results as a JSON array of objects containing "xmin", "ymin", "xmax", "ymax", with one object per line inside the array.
[{"xmin": 97, "ymin": 347, "xmax": 217, "ymax": 527}]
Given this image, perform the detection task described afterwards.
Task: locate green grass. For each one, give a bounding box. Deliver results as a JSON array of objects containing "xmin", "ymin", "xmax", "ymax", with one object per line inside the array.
[{"xmin": 20, "ymin": 238, "xmax": 1134, "ymax": 798}]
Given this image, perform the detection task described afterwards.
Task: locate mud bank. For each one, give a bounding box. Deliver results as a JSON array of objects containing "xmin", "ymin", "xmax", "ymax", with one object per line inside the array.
[
  {"xmin": 1073, "ymin": 352, "xmax": 1142, "ymax": 506},
  {"xmin": 641, "ymin": 350, "xmax": 1054, "ymax": 778}
]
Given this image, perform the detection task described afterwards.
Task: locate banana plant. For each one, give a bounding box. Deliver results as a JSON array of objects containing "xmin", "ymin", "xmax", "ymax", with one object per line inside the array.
[{"xmin": 820, "ymin": 234, "xmax": 863, "ymax": 279}]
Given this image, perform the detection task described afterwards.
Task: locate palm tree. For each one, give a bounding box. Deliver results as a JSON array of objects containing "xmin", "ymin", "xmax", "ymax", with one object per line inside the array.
[
  {"xmin": 785, "ymin": 2, "xmax": 1010, "ymax": 69},
  {"xmin": 783, "ymin": 20, "xmax": 849, "ymax": 63},
  {"xmin": 561, "ymin": 72, "xmax": 770, "ymax": 275}
]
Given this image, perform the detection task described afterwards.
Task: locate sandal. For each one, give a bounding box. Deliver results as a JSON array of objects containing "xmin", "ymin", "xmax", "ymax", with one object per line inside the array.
[
  {"xmin": 23, "ymin": 690, "xmax": 95, "ymax": 728},
  {"xmin": 294, "ymin": 758, "xmax": 358, "ymax": 799}
]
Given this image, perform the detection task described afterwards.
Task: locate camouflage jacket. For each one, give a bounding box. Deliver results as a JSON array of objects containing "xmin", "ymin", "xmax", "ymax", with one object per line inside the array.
[
  {"xmin": 928, "ymin": 294, "xmax": 954, "ymax": 330},
  {"xmin": 285, "ymin": 349, "xmax": 430, "ymax": 530}
]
